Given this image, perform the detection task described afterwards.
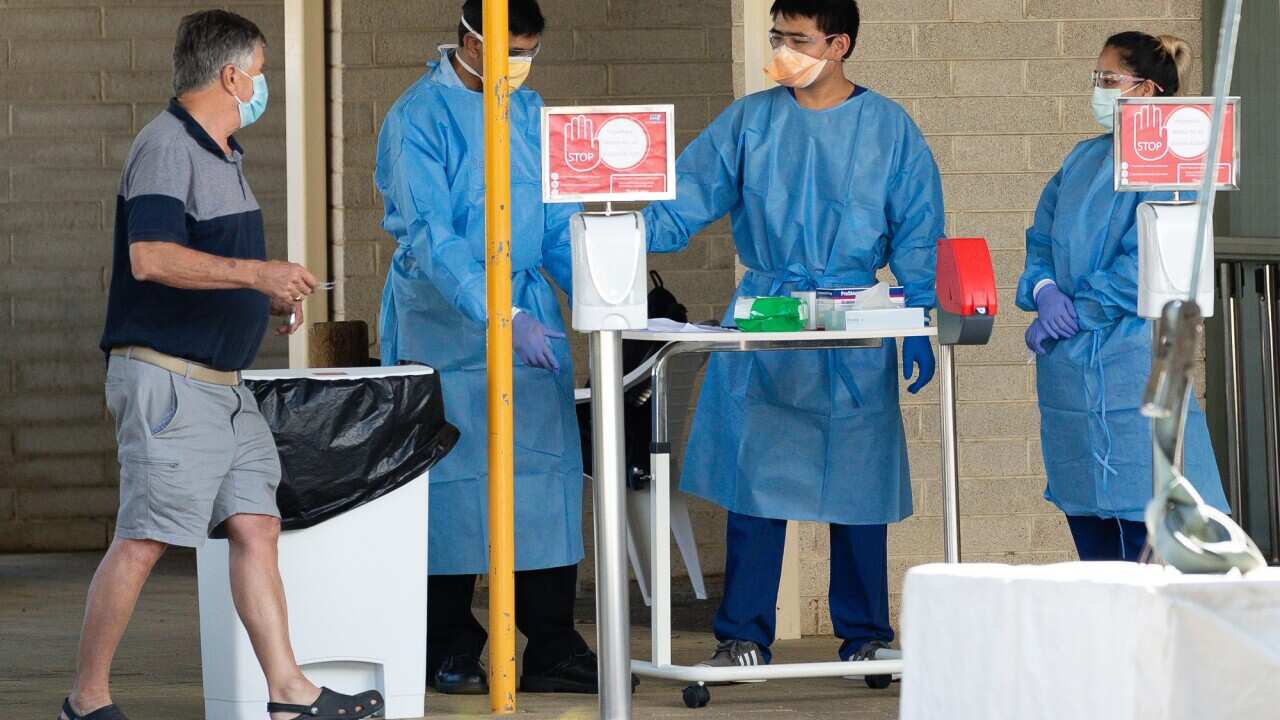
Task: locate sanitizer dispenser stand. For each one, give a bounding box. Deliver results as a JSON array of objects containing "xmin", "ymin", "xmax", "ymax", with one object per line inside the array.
[
  {"xmin": 572, "ymin": 209, "xmax": 647, "ymax": 719},
  {"xmin": 1137, "ymin": 200, "xmax": 1216, "ymax": 320}
]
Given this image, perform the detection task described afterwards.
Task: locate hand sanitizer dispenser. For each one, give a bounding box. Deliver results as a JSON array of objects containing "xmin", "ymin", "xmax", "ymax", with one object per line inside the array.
[
  {"xmin": 571, "ymin": 212, "xmax": 648, "ymax": 331},
  {"xmin": 1137, "ymin": 201, "xmax": 1215, "ymax": 320}
]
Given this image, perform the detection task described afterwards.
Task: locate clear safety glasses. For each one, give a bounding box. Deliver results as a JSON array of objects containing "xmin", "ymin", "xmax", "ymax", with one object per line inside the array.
[
  {"xmin": 509, "ymin": 44, "xmax": 541, "ymax": 60},
  {"xmin": 460, "ymin": 15, "xmax": 541, "ymax": 59},
  {"xmin": 1091, "ymin": 70, "xmax": 1164, "ymax": 93},
  {"xmin": 768, "ymin": 31, "xmax": 840, "ymax": 51}
]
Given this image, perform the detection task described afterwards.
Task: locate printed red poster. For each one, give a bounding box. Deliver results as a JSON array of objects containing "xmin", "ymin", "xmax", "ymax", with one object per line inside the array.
[
  {"xmin": 1114, "ymin": 98, "xmax": 1240, "ymax": 192},
  {"xmin": 542, "ymin": 105, "xmax": 676, "ymax": 203}
]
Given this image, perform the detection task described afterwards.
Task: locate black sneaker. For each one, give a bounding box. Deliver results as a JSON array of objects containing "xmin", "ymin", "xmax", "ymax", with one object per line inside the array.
[
  {"xmin": 431, "ymin": 654, "xmax": 488, "ymax": 695},
  {"xmin": 520, "ymin": 649, "xmax": 639, "ymax": 694},
  {"xmin": 697, "ymin": 639, "xmax": 768, "ymax": 684},
  {"xmin": 843, "ymin": 640, "xmax": 902, "ymax": 682}
]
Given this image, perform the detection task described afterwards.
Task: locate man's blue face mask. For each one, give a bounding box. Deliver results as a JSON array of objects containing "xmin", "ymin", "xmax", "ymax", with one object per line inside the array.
[{"xmin": 235, "ymin": 67, "xmax": 269, "ymax": 130}]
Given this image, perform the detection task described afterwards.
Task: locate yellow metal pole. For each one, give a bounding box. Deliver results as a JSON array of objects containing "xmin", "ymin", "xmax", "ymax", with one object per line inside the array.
[{"xmin": 482, "ymin": 0, "xmax": 517, "ymax": 715}]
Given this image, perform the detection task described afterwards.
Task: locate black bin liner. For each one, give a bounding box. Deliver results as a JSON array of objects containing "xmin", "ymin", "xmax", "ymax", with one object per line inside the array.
[{"xmin": 247, "ymin": 370, "xmax": 460, "ymax": 531}]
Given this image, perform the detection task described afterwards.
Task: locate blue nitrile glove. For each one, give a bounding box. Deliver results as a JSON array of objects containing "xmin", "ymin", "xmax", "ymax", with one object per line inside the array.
[
  {"xmin": 513, "ymin": 311, "xmax": 564, "ymax": 373},
  {"xmin": 902, "ymin": 336, "xmax": 936, "ymax": 395},
  {"xmin": 1025, "ymin": 318, "xmax": 1055, "ymax": 356},
  {"xmin": 1035, "ymin": 283, "xmax": 1079, "ymax": 339}
]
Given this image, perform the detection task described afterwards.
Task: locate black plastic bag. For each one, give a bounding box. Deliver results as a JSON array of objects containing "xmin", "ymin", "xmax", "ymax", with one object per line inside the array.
[
  {"xmin": 247, "ymin": 371, "xmax": 460, "ymax": 531},
  {"xmin": 578, "ymin": 272, "xmax": 688, "ymax": 487}
]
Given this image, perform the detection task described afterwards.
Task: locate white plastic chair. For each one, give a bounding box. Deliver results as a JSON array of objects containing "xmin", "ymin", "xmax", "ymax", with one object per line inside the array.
[{"xmin": 576, "ymin": 351, "xmax": 708, "ymax": 605}]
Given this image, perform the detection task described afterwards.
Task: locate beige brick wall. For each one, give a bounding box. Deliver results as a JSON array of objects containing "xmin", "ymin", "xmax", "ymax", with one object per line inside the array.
[
  {"xmin": 774, "ymin": 0, "xmax": 1205, "ymax": 636},
  {"xmin": 0, "ymin": 2, "xmax": 291, "ymax": 551},
  {"xmin": 326, "ymin": 0, "xmax": 740, "ymax": 587}
]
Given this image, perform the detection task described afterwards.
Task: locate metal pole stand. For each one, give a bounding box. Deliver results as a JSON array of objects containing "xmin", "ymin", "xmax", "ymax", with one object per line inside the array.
[
  {"xmin": 938, "ymin": 343, "xmax": 962, "ymax": 563},
  {"xmin": 590, "ymin": 330, "xmax": 633, "ymax": 720}
]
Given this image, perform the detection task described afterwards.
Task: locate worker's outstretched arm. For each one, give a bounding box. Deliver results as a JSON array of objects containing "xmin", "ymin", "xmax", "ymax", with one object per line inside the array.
[
  {"xmin": 379, "ymin": 110, "xmax": 489, "ymax": 325},
  {"xmin": 542, "ymin": 199, "xmax": 580, "ymax": 299},
  {"xmin": 1016, "ymin": 170, "xmax": 1063, "ymax": 313},
  {"xmin": 642, "ymin": 104, "xmax": 745, "ymax": 254},
  {"xmin": 885, "ymin": 127, "xmax": 945, "ymax": 310}
]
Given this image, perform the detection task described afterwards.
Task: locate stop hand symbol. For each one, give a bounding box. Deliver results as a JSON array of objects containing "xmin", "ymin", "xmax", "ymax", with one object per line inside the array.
[
  {"xmin": 564, "ymin": 115, "xmax": 601, "ymax": 172},
  {"xmin": 1132, "ymin": 104, "xmax": 1169, "ymax": 162}
]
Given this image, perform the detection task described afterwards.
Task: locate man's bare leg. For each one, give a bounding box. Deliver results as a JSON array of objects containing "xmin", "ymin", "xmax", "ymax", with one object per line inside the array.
[
  {"xmin": 222, "ymin": 513, "xmax": 323, "ymax": 720},
  {"xmin": 63, "ymin": 537, "xmax": 168, "ymax": 719}
]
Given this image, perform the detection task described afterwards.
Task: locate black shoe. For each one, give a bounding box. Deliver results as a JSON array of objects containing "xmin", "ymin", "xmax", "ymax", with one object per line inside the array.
[
  {"xmin": 520, "ymin": 649, "xmax": 639, "ymax": 694},
  {"xmin": 431, "ymin": 654, "xmax": 489, "ymax": 695}
]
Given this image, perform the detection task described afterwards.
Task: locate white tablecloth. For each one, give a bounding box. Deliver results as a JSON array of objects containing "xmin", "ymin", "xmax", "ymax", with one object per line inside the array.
[{"xmin": 901, "ymin": 562, "xmax": 1280, "ymax": 720}]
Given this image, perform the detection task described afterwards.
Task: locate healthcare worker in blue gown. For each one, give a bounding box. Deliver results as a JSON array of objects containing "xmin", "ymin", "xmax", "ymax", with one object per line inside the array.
[
  {"xmin": 1020, "ymin": 31, "xmax": 1229, "ymax": 562},
  {"xmin": 643, "ymin": 0, "xmax": 943, "ymax": 670},
  {"xmin": 375, "ymin": 0, "xmax": 600, "ymax": 696}
]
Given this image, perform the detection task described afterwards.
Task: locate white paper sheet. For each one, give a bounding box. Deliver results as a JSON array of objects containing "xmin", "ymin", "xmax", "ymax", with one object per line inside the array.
[{"xmin": 645, "ymin": 318, "xmax": 734, "ymax": 334}]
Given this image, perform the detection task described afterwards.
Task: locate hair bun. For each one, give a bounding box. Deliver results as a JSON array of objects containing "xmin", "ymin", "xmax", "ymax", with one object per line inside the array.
[{"xmin": 1157, "ymin": 34, "xmax": 1194, "ymax": 95}]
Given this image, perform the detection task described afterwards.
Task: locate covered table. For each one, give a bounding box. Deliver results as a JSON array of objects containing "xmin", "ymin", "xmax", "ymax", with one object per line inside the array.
[
  {"xmin": 196, "ymin": 366, "xmax": 457, "ymax": 720},
  {"xmin": 901, "ymin": 562, "xmax": 1280, "ymax": 720}
]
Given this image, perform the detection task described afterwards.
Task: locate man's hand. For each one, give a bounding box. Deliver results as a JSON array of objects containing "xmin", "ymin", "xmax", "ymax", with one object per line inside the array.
[
  {"xmin": 270, "ymin": 298, "xmax": 304, "ymax": 336},
  {"xmin": 254, "ymin": 260, "xmax": 318, "ymax": 307}
]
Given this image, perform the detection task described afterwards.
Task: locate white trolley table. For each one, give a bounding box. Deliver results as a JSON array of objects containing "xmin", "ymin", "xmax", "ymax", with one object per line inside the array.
[{"xmin": 590, "ymin": 326, "xmax": 964, "ymax": 711}]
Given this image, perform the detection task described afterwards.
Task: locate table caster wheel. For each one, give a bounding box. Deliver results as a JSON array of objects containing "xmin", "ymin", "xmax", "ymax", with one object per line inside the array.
[
  {"xmin": 865, "ymin": 674, "xmax": 892, "ymax": 690},
  {"xmin": 683, "ymin": 683, "xmax": 711, "ymax": 708}
]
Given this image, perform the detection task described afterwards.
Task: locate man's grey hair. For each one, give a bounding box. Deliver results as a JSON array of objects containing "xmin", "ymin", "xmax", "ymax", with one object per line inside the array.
[{"xmin": 172, "ymin": 10, "xmax": 267, "ymax": 96}]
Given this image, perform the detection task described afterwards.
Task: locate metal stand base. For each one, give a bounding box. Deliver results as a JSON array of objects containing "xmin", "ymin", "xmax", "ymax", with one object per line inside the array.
[{"xmin": 590, "ymin": 329, "xmax": 963, "ymax": 712}]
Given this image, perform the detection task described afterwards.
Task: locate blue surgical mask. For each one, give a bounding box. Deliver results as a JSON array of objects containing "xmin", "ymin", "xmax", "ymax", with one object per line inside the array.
[
  {"xmin": 235, "ymin": 68, "xmax": 269, "ymax": 129},
  {"xmin": 1091, "ymin": 84, "xmax": 1136, "ymax": 132}
]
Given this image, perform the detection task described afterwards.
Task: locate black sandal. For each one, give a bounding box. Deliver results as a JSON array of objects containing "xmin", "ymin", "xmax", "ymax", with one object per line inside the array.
[
  {"xmin": 267, "ymin": 687, "xmax": 384, "ymax": 719},
  {"xmin": 59, "ymin": 698, "xmax": 128, "ymax": 720}
]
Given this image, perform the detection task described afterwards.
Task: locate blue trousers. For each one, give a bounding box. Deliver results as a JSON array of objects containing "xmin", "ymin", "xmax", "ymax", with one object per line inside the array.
[
  {"xmin": 1066, "ymin": 515, "xmax": 1148, "ymax": 561},
  {"xmin": 713, "ymin": 511, "xmax": 892, "ymax": 662}
]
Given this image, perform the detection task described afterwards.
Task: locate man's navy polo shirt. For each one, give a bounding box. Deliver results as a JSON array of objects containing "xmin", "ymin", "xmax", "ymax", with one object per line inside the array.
[{"xmin": 99, "ymin": 99, "xmax": 269, "ymax": 371}]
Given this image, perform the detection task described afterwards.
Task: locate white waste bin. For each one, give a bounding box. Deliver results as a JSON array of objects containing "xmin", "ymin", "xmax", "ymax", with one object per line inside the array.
[
  {"xmin": 195, "ymin": 366, "xmax": 456, "ymax": 720},
  {"xmin": 197, "ymin": 475, "xmax": 428, "ymax": 719}
]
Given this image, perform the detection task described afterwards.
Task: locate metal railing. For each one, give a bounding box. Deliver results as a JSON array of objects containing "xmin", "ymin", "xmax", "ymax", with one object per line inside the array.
[{"xmin": 1217, "ymin": 260, "xmax": 1280, "ymax": 563}]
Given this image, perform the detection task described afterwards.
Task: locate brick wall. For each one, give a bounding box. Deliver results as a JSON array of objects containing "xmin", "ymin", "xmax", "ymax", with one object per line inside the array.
[
  {"xmin": 0, "ymin": 0, "xmax": 1212, "ymax": 649},
  {"xmin": 0, "ymin": 1, "xmax": 291, "ymax": 551},
  {"xmin": 326, "ymin": 0, "xmax": 740, "ymax": 587},
  {"xmin": 775, "ymin": 0, "xmax": 1205, "ymax": 635}
]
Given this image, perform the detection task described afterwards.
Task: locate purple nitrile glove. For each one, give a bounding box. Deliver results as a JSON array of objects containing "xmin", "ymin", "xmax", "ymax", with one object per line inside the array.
[
  {"xmin": 513, "ymin": 311, "xmax": 563, "ymax": 373},
  {"xmin": 1025, "ymin": 318, "xmax": 1055, "ymax": 356},
  {"xmin": 1035, "ymin": 283, "xmax": 1079, "ymax": 339}
]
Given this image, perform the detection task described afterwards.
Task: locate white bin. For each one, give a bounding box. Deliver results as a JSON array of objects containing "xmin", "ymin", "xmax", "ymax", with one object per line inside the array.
[{"xmin": 196, "ymin": 473, "xmax": 428, "ymax": 720}]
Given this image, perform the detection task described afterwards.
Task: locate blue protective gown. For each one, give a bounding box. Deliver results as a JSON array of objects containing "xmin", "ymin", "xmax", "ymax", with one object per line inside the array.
[
  {"xmin": 643, "ymin": 87, "xmax": 944, "ymax": 525},
  {"xmin": 375, "ymin": 51, "xmax": 584, "ymax": 574},
  {"xmin": 1017, "ymin": 135, "xmax": 1229, "ymax": 521}
]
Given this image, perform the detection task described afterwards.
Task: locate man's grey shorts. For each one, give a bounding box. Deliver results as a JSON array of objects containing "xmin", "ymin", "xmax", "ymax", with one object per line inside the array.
[{"xmin": 106, "ymin": 356, "xmax": 281, "ymax": 547}]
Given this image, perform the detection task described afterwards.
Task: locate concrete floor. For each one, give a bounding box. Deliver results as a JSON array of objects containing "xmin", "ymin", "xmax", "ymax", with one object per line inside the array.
[{"xmin": 1, "ymin": 552, "xmax": 900, "ymax": 719}]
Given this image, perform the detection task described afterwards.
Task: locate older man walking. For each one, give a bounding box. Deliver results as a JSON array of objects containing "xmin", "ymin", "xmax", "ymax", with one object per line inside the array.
[{"xmin": 61, "ymin": 11, "xmax": 382, "ymax": 720}]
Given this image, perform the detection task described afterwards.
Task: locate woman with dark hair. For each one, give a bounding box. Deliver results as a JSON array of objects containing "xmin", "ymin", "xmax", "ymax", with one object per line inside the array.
[{"xmin": 1018, "ymin": 32, "xmax": 1228, "ymax": 562}]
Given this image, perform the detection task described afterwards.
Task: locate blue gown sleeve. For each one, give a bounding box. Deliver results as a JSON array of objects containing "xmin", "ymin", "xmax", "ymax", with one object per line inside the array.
[
  {"xmin": 1016, "ymin": 169, "xmax": 1063, "ymax": 312},
  {"xmin": 382, "ymin": 107, "xmax": 489, "ymax": 325},
  {"xmin": 1073, "ymin": 190, "xmax": 1180, "ymax": 330},
  {"xmin": 641, "ymin": 104, "xmax": 744, "ymax": 254},
  {"xmin": 542, "ymin": 201, "xmax": 579, "ymax": 298},
  {"xmin": 885, "ymin": 131, "xmax": 944, "ymax": 310}
]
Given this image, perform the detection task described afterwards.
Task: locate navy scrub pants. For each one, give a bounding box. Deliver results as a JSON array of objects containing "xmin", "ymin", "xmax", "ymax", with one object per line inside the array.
[
  {"xmin": 713, "ymin": 511, "xmax": 893, "ymax": 662},
  {"xmin": 1066, "ymin": 515, "xmax": 1148, "ymax": 561}
]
